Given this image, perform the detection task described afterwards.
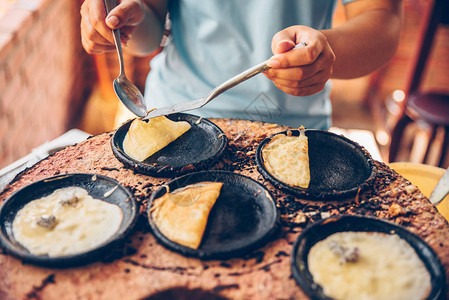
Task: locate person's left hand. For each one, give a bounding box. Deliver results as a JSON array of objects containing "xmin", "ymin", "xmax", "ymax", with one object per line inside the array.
[{"xmin": 264, "ymin": 25, "xmax": 336, "ymax": 97}]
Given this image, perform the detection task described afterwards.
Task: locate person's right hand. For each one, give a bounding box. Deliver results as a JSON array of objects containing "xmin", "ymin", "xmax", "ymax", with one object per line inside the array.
[{"xmin": 80, "ymin": 0, "xmax": 146, "ymax": 54}]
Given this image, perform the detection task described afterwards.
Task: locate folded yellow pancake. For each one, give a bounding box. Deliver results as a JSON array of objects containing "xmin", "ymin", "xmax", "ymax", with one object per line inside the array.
[
  {"xmin": 262, "ymin": 129, "xmax": 310, "ymax": 188},
  {"xmin": 150, "ymin": 182, "xmax": 223, "ymax": 249},
  {"xmin": 123, "ymin": 116, "xmax": 191, "ymax": 161}
]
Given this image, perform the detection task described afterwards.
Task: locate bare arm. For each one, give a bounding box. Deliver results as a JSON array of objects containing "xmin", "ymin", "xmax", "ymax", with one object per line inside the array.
[
  {"xmin": 324, "ymin": 0, "xmax": 402, "ymax": 78},
  {"xmin": 264, "ymin": 0, "xmax": 402, "ymax": 96}
]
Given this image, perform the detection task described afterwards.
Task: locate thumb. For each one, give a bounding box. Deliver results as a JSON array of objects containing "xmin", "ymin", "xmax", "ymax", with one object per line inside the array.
[
  {"xmin": 106, "ymin": 1, "xmax": 144, "ymax": 29},
  {"xmin": 274, "ymin": 40, "xmax": 296, "ymax": 54},
  {"xmin": 271, "ymin": 28, "xmax": 297, "ymax": 55}
]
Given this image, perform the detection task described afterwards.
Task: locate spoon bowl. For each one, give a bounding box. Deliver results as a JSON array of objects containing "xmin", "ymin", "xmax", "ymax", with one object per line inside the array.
[
  {"xmin": 104, "ymin": 0, "xmax": 147, "ymax": 117},
  {"xmin": 113, "ymin": 74, "xmax": 147, "ymax": 117}
]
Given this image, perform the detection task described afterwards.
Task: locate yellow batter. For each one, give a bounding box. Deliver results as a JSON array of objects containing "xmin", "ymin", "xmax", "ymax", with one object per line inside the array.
[
  {"xmin": 123, "ymin": 116, "xmax": 191, "ymax": 161},
  {"xmin": 12, "ymin": 187, "xmax": 123, "ymax": 257},
  {"xmin": 262, "ymin": 128, "xmax": 310, "ymax": 188},
  {"xmin": 307, "ymin": 231, "xmax": 431, "ymax": 300},
  {"xmin": 150, "ymin": 182, "xmax": 223, "ymax": 249}
]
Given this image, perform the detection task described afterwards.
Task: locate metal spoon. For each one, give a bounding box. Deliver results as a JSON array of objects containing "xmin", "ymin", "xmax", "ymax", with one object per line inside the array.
[
  {"xmin": 143, "ymin": 42, "xmax": 307, "ymax": 120},
  {"xmin": 103, "ymin": 0, "xmax": 147, "ymax": 117},
  {"xmin": 429, "ymin": 167, "xmax": 449, "ymax": 206}
]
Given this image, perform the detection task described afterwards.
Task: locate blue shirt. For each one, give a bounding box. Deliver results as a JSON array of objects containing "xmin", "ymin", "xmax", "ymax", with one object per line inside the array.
[{"xmin": 145, "ymin": 0, "xmax": 355, "ymax": 129}]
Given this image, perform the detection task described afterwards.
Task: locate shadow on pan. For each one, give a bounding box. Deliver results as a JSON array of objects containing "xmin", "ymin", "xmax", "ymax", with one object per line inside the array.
[
  {"xmin": 147, "ymin": 170, "xmax": 279, "ymax": 259},
  {"xmin": 0, "ymin": 173, "xmax": 138, "ymax": 268},
  {"xmin": 112, "ymin": 113, "xmax": 228, "ymax": 177},
  {"xmin": 256, "ymin": 129, "xmax": 377, "ymax": 200},
  {"xmin": 291, "ymin": 215, "xmax": 446, "ymax": 300}
]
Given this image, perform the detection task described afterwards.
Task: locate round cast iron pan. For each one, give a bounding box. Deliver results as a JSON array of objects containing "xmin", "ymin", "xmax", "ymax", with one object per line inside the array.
[
  {"xmin": 255, "ymin": 129, "xmax": 376, "ymax": 200},
  {"xmin": 112, "ymin": 113, "xmax": 228, "ymax": 177},
  {"xmin": 147, "ymin": 170, "xmax": 280, "ymax": 259},
  {"xmin": 0, "ymin": 173, "xmax": 138, "ymax": 268},
  {"xmin": 291, "ymin": 215, "xmax": 446, "ymax": 300}
]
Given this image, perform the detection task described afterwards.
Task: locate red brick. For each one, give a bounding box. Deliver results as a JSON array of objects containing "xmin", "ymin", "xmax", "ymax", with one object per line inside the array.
[
  {"xmin": 0, "ymin": 112, "xmax": 8, "ymax": 142},
  {"xmin": 10, "ymin": 99, "xmax": 27, "ymax": 129},
  {"xmin": 0, "ymin": 8, "xmax": 35, "ymax": 38},
  {"xmin": 0, "ymin": 33, "xmax": 14, "ymax": 63},
  {"xmin": 0, "ymin": 0, "xmax": 100, "ymax": 163},
  {"xmin": 0, "ymin": 143, "xmax": 6, "ymax": 167},
  {"xmin": 4, "ymin": 131, "xmax": 18, "ymax": 160},
  {"xmin": 2, "ymin": 153, "xmax": 13, "ymax": 168},
  {"xmin": 0, "ymin": 68, "xmax": 6, "ymax": 93},
  {"xmin": 14, "ymin": 0, "xmax": 43, "ymax": 13},
  {"xmin": 38, "ymin": 0, "xmax": 53, "ymax": 12},
  {"xmin": 21, "ymin": 50, "xmax": 42, "ymax": 89},
  {"xmin": 2, "ymin": 76, "xmax": 21, "ymax": 113},
  {"xmin": 6, "ymin": 40, "xmax": 27, "ymax": 78},
  {"xmin": 46, "ymin": 0, "xmax": 65, "ymax": 26},
  {"xmin": 27, "ymin": 20, "xmax": 44, "ymax": 47}
]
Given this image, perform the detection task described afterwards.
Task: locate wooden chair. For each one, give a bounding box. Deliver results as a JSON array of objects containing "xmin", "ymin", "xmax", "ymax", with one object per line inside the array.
[{"xmin": 388, "ymin": 0, "xmax": 449, "ymax": 167}]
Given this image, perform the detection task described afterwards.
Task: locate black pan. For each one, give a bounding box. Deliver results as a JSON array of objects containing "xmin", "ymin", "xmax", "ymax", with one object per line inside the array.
[
  {"xmin": 291, "ymin": 215, "xmax": 446, "ymax": 300},
  {"xmin": 147, "ymin": 170, "xmax": 279, "ymax": 259},
  {"xmin": 112, "ymin": 113, "xmax": 227, "ymax": 177},
  {"xmin": 0, "ymin": 173, "xmax": 138, "ymax": 268},
  {"xmin": 256, "ymin": 129, "xmax": 376, "ymax": 200}
]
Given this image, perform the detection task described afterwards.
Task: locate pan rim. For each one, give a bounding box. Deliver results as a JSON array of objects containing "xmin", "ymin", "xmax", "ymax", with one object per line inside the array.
[
  {"xmin": 147, "ymin": 170, "xmax": 280, "ymax": 259},
  {"xmin": 0, "ymin": 173, "xmax": 138, "ymax": 268},
  {"xmin": 111, "ymin": 113, "xmax": 228, "ymax": 177},
  {"xmin": 255, "ymin": 129, "xmax": 377, "ymax": 200},
  {"xmin": 290, "ymin": 214, "xmax": 446, "ymax": 300}
]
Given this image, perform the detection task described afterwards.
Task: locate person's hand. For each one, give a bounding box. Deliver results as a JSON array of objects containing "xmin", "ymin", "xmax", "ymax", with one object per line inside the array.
[
  {"xmin": 264, "ymin": 26, "xmax": 336, "ymax": 97},
  {"xmin": 80, "ymin": 0, "xmax": 146, "ymax": 54}
]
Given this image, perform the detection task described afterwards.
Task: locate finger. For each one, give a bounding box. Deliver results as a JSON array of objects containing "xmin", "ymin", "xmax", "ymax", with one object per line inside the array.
[
  {"xmin": 271, "ymin": 27, "xmax": 298, "ymax": 54},
  {"xmin": 298, "ymin": 68, "xmax": 333, "ymax": 87},
  {"xmin": 118, "ymin": 25, "xmax": 135, "ymax": 40},
  {"xmin": 265, "ymin": 65, "xmax": 318, "ymax": 82},
  {"xmin": 273, "ymin": 82, "xmax": 327, "ymax": 97},
  {"xmin": 267, "ymin": 43, "xmax": 322, "ymax": 69},
  {"xmin": 81, "ymin": 17, "xmax": 114, "ymax": 47},
  {"xmin": 81, "ymin": 35, "xmax": 116, "ymax": 54},
  {"xmin": 266, "ymin": 47, "xmax": 335, "ymax": 78},
  {"xmin": 85, "ymin": 0, "xmax": 115, "ymax": 43},
  {"xmin": 269, "ymin": 27, "xmax": 329, "ymax": 68},
  {"xmin": 106, "ymin": 0, "xmax": 144, "ymax": 29},
  {"xmin": 269, "ymin": 69, "xmax": 332, "ymax": 90},
  {"xmin": 274, "ymin": 40, "xmax": 296, "ymax": 55},
  {"xmin": 82, "ymin": 14, "xmax": 133, "ymax": 52}
]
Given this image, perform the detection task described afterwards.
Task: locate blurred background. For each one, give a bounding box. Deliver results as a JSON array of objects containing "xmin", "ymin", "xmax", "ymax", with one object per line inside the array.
[{"xmin": 0, "ymin": 0, "xmax": 448, "ymax": 170}]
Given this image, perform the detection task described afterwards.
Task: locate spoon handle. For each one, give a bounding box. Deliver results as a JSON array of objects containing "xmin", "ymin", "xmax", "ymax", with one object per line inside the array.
[
  {"xmin": 143, "ymin": 42, "xmax": 307, "ymax": 120},
  {"xmin": 204, "ymin": 42, "xmax": 306, "ymax": 104},
  {"xmin": 103, "ymin": 0, "xmax": 126, "ymax": 77}
]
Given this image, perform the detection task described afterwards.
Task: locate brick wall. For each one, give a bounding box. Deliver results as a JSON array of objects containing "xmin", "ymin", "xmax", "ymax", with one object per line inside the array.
[{"xmin": 0, "ymin": 0, "xmax": 94, "ymax": 168}]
